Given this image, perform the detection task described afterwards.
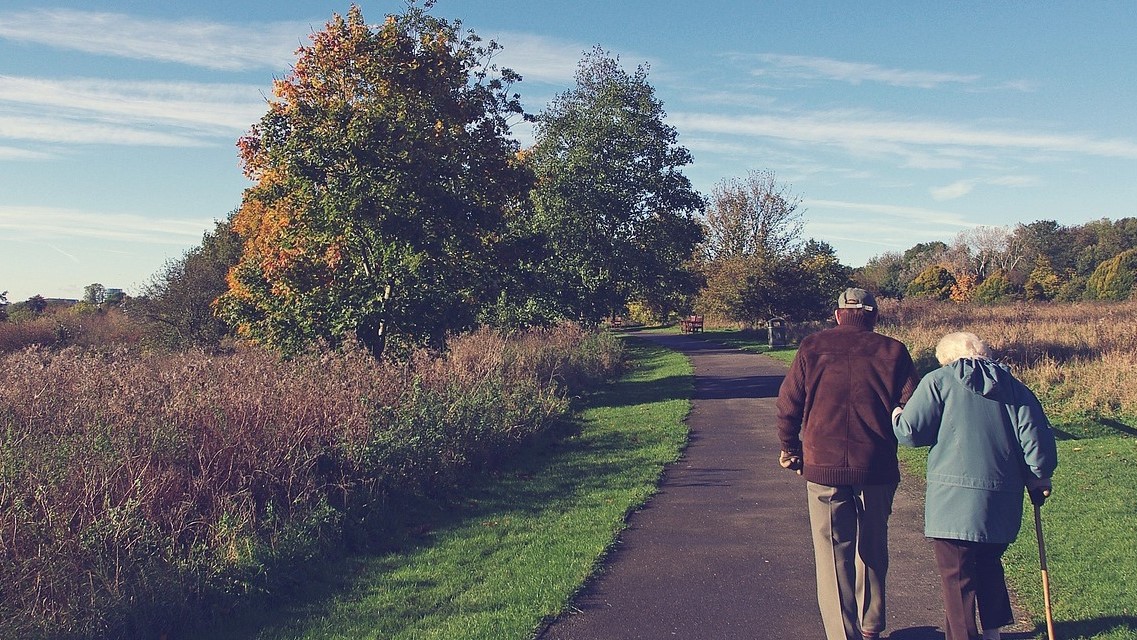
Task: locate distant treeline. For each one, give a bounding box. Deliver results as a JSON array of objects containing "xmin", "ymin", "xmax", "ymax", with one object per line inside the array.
[{"xmin": 853, "ymin": 217, "xmax": 1137, "ymax": 304}]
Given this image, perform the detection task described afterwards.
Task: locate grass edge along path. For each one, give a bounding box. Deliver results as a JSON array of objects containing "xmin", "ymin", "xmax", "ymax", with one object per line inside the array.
[{"xmin": 192, "ymin": 337, "xmax": 691, "ymax": 640}]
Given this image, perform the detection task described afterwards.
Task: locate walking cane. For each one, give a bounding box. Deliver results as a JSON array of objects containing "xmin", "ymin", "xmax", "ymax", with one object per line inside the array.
[{"xmin": 1033, "ymin": 502, "xmax": 1057, "ymax": 640}]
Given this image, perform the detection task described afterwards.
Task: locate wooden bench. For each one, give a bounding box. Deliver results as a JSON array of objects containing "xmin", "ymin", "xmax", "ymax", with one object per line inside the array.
[{"xmin": 680, "ymin": 314, "xmax": 704, "ymax": 334}]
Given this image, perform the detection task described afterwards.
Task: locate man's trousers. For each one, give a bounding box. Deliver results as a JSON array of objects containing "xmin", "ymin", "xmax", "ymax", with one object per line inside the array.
[{"xmin": 807, "ymin": 482, "xmax": 897, "ymax": 640}]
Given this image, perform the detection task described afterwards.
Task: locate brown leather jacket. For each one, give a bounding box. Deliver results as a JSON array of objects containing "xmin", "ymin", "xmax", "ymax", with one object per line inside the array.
[{"xmin": 776, "ymin": 323, "xmax": 918, "ymax": 486}]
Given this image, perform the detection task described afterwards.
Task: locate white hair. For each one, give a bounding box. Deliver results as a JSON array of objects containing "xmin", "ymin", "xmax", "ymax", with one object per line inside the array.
[{"xmin": 935, "ymin": 331, "xmax": 992, "ymax": 366}]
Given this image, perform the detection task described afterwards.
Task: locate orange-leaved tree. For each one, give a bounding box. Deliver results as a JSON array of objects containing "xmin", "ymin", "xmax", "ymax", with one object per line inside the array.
[{"xmin": 218, "ymin": 3, "xmax": 531, "ymax": 357}]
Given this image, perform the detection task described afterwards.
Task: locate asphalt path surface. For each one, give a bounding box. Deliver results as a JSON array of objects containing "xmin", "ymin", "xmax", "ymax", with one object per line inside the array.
[{"xmin": 537, "ymin": 332, "xmax": 1035, "ymax": 640}]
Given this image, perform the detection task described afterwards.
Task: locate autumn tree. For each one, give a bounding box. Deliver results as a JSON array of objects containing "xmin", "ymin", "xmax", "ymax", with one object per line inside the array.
[
  {"xmin": 527, "ymin": 48, "xmax": 704, "ymax": 323},
  {"xmin": 1024, "ymin": 257, "xmax": 1061, "ymax": 301},
  {"xmin": 218, "ymin": 4, "xmax": 531, "ymax": 356},
  {"xmin": 949, "ymin": 272, "xmax": 977, "ymax": 302},
  {"xmin": 695, "ymin": 171, "xmax": 846, "ymax": 323}
]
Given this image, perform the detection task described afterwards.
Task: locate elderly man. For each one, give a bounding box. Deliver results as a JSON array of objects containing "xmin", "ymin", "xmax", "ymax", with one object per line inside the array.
[{"xmin": 776, "ymin": 288, "xmax": 919, "ymax": 640}]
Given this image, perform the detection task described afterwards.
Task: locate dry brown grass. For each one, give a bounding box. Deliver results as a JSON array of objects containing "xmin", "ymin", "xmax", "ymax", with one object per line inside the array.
[
  {"xmin": 0, "ymin": 324, "xmax": 622, "ymax": 639},
  {"xmin": 877, "ymin": 299, "xmax": 1137, "ymax": 425},
  {"xmin": 0, "ymin": 307, "xmax": 143, "ymax": 352}
]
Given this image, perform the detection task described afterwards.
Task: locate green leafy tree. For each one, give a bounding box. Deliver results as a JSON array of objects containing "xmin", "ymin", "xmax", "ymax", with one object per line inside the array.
[
  {"xmin": 1024, "ymin": 256, "xmax": 1062, "ymax": 301},
  {"xmin": 82, "ymin": 283, "xmax": 106, "ymax": 306},
  {"xmin": 722, "ymin": 257, "xmax": 815, "ymax": 324},
  {"xmin": 795, "ymin": 239, "xmax": 852, "ymax": 317},
  {"xmin": 104, "ymin": 289, "xmax": 126, "ymax": 306},
  {"xmin": 1054, "ymin": 275, "xmax": 1088, "ymax": 302},
  {"xmin": 725, "ymin": 242, "xmax": 850, "ymax": 324},
  {"xmin": 25, "ymin": 295, "xmax": 47, "ymax": 315},
  {"xmin": 853, "ymin": 252, "xmax": 905, "ymax": 299},
  {"xmin": 527, "ymin": 47, "xmax": 704, "ymax": 323},
  {"xmin": 1012, "ymin": 220, "xmax": 1078, "ymax": 277},
  {"xmin": 218, "ymin": 4, "xmax": 530, "ymax": 357},
  {"xmin": 136, "ymin": 219, "xmax": 243, "ymax": 349},
  {"xmin": 972, "ymin": 271, "xmax": 1017, "ymax": 304},
  {"xmin": 906, "ymin": 265, "xmax": 956, "ymax": 300},
  {"xmin": 1085, "ymin": 248, "xmax": 1137, "ymax": 301}
]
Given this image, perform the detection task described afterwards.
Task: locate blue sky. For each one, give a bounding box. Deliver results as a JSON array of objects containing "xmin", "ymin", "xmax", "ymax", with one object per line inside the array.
[{"xmin": 2, "ymin": 1, "xmax": 1135, "ymax": 302}]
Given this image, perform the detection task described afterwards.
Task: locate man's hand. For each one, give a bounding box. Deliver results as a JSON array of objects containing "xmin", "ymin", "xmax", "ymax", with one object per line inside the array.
[
  {"xmin": 1027, "ymin": 476, "xmax": 1052, "ymax": 506},
  {"xmin": 779, "ymin": 450, "xmax": 803, "ymax": 474}
]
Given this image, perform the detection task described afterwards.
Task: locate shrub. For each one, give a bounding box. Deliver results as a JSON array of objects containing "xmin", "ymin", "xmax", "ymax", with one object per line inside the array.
[
  {"xmin": 906, "ymin": 264, "xmax": 956, "ymax": 300},
  {"xmin": 971, "ymin": 271, "xmax": 1018, "ymax": 305},
  {"xmin": 1085, "ymin": 248, "xmax": 1137, "ymax": 301}
]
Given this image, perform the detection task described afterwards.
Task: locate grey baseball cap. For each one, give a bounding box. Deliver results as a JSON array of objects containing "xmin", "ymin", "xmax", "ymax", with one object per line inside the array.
[{"xmin": 837, "ymin": 287, "xmax": 876, "ymax": 311}]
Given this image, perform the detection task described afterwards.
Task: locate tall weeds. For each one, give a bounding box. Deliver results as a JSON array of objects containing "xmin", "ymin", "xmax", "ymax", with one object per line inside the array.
[
  {"xmin": 0, "ymin": 308, "xmax": 142, "ymax": 353},
  {"xmin": 0, "ymin": 324, "xmax": 622, "ymax": 639},
  {"xmin": 878, "ymin": 299, "xmax": 1137, "ymax": 431}
]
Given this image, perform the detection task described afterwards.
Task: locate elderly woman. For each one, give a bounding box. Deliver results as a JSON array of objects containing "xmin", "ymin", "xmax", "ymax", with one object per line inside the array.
[{"xmin": 892, "ymin": 332, "xmax": 1058, "ymax": 640}]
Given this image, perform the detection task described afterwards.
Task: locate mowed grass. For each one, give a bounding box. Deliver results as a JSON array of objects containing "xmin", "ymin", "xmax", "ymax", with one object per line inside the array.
[
  {"xmin": 898, "ymin": 440, "xmax": 1137, "ymax": 639},
  {"xmin": 638, "ymin": 325, "xmax": 799, "ymax": 365},
  {"xmin": 1003, "ymin": 437, "xmax": 1137, "ymax": 640},
  {"xmin": 189, "ymin": 338, "xmax": 691, "ymax": 640}
]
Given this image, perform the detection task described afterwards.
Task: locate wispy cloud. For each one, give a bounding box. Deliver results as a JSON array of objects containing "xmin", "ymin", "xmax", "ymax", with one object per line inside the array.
[
  {"xmin": 0, "ymin": 9, "xmax": 307, "ymax": 70},
  {"xmin": 0, "ymin": 114, "xmax": 210, "ymax": 146},
  {"xmin": 0, "ymin": 144, "xmax": 52, "ymax": 160},
  {"xmin": 0, "ymin": 75, "xmax": 266, "ymax": 134},
  {"xmin": 803, "ymin": 220, "xmax": 916, "ymax": 251},
  {"xmin": 485, "ymin": 31, "xmax": 588, "ymax": 86},
  {"xmin": 805, "ymin": 198, "xmax": 979, "ymax": 229},
  {"xmin": 749, "ymin": 54, "xmax": 982, "ymax": 89},
  {"xmin": 0, "ymin": 205, "xmax": 212, "ymax": 245},
  {"xmin": 930, "ymin": 174, "xmax": 1041, "ymax": 201},
  {"xmin": 671, "ymin": 110, "xmax": 1137, "ymax": 161}
]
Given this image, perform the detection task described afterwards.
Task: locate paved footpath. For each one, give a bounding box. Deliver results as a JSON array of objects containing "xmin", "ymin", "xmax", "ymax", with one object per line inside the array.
[{"xmin": 538, "ymin": 332, "xmax": 1034, "ymax": 640}]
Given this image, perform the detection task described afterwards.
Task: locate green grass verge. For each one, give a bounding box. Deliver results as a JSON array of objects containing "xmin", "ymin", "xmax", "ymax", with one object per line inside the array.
[
  {"xmin": 186, "ymin": 338, "xmax": 691, "ymax": 640},
  {"xmin": 899, "ymin": 434, "xmax": 1137, "ymax": 640},
  {"xmin": 1004, "ymin": 437, "xmax": 1137, "ymax": 640},
  {"xmin": 634, "ymin": 325, "xmax": 798, "ymax": 365}
]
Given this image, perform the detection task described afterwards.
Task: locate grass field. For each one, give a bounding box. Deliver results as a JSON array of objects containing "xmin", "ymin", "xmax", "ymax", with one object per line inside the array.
[{"xmin": 185, "ymin": 339, "xmax": 692, "ymax": 640}]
